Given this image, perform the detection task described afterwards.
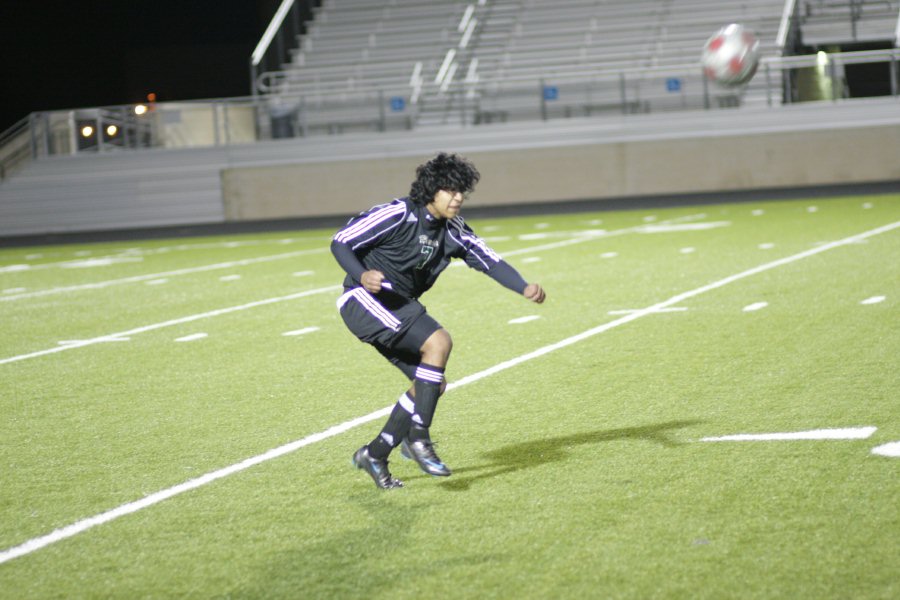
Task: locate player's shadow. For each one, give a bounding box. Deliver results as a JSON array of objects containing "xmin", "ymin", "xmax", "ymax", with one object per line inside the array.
[{"xmin": 439, "ymin": 419, "xmax": 701, "ymax": 492}]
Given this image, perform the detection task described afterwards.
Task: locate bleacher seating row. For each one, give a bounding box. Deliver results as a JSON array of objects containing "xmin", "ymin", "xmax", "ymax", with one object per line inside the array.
[{"xmin": 799, "ymin": 0, "xmax": 899, "ymax": 45}]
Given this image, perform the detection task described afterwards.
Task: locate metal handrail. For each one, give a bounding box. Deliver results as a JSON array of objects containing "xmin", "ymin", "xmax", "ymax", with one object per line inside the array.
[
  {"xmin": 249, "ymin": 0, "xmax": 319, "ymax": 96},
  {"xmin": 0, "ymin": 116, "xmax": 34, "ymax": 182},
  {"xmin": 0, "ymin": 115, "xmax": 31, "ymax": 148},
  {"xmin": 771, "ymin": 47, "xmax": 900, "ymax": 65},
  {"xmin": 778, "ymin": 0, "xmax": 799, "ymax": 50},
  {"xmin": 256, "ymin": 60, "xmax": 713, "ymax": 97},
  {"xmin": 252, "ymin": 0, "xmax": 297, "ymax": 68},
  {"xmin": 895, "ymin": 0, "xmax": 900, "ymax": 44}
]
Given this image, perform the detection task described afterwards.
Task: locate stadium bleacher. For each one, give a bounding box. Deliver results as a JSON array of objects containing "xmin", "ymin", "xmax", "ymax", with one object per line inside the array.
[
  {"xmin": 799, "ymin": 0, "xmax": 899, "ymax": 46},
  {"xmin": 261, "ymin": 0, "xmax": 789, "ymax": 130}
]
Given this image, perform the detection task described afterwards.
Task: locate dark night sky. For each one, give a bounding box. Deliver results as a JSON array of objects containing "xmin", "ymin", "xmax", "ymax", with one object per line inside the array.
[{"xmin": 1, "ymin": 1, "xmax": 279, "ymax": 132}]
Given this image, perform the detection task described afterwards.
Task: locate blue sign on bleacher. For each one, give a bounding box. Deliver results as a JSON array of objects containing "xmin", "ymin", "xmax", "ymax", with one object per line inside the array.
[
  {"xmin": 390, "ymin": 97, "xmax": 405, "ymax": 112},
  {"xmin": 666, "ymin": 78, "xmax": 682, "ymax": 92},
  {"xmin": 543, "ymin": 86, "xmax": 559, "ymax": 101}
]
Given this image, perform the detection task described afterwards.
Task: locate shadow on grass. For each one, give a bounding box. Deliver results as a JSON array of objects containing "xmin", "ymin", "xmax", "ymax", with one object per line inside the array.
[
  {"xmin": 439, "ymin": 419, "xmax": 702, "ymax": 492},
  {"xmin": 227, "ymin": 421, "xmax": 700, "ymax": 595},
  {"xmin": 228, "ymin": 496, "xmax": 417, "ymax": 596},
  {"xmin": 228, "ymin": 494, "xmax": 505, "ymax": 597}
]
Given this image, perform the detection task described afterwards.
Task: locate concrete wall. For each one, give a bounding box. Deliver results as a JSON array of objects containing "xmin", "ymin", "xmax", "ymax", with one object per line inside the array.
[
  {"xmin": 156, "ymin": 104, "xmax": 257, "ymax": 149},
  {"xmin": 221, "ymin": 123, "xmax": 900, "ymax": 220}
]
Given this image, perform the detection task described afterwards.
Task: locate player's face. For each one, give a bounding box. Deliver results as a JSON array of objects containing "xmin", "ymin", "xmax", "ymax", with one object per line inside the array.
[{"xmin": 428, "ymin": 189, "xmax": 466, "ymax": 219}]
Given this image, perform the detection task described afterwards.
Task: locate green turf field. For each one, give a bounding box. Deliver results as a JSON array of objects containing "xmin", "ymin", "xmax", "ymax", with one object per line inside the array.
[{"xmin": 1, "ymin": 194, "xmax": 898, "ymax": 598}]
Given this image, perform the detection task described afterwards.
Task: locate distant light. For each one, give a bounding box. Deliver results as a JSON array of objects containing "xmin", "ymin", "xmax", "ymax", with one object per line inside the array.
[
  {"xmin": 134, "ymin": 104, "xmax": 148, "ymax": 115},
  {"xmin": 81, "ymin": 125, "xmax": 94, "ymax": 138},
  {"xmin": 817, "ymin": 51, "xmax": 828, "ymax": 66},
  {"xmin": 106, "ymin": 125, "xmax": 118, "ymax": 136}
]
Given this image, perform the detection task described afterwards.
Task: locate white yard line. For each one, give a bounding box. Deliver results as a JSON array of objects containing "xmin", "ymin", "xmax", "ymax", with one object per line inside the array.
[
  {"xmin": 174, "ymin": 333, "xmax": 208, "ymax": 343},
  {"xmin": 449, "ymin": 220, "xmax": 900, "ymax": 389},
  {"xmin": 700, "ymin": 427, "xmax": 877, "ymax": 442},
  {"xmin": 0, "ymin": 285, "xmax": 342, "ymax": 366},
  {"xmin": 743, "ymin": 302, "xmax": 769, "ymax": 312},
  {"xmin": 871, "ymin": 442, "xmax": 900, "ymax": 457},
  {"xmin": 282, "ymin": 327, "xmax": 320, "ymax": 336},
  {"xmin": 2, "ymin": 213, "xmax": 708, "ymax": 362},
  {"xmin": 0, "ymin": 248, "xmax": 328, "ymax": 302},
  {"xmin": 2, "ymin": 215, "xmax": 702, "ymax": 303},
  {"xmin": 638, "ymin": 221, "xmax": 731, "ymax": 233},
  {"xmin": 0, "ymin": 237, "xmax": 330, "ymax": 273},
  {"xmin": 502, "ymin": 213, "xmax": 707, "ymax": 257},
  {"xmin": 608, "ymin": 307, "xmax": 688, "ymax": 315},
  {"xmin": 508, "ymin": 315, "xmax": 541, "ymax": 324},
  {"xmin": 1, "ymin": 218, "xmax": 897, "ymax": 565}
]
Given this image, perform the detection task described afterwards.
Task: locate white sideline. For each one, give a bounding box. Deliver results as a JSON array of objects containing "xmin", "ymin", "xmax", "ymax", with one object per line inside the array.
[
  {"xmin": 501, "ymin": 213, "xmax": 707, "ymax": 257},
  {"xmin": 0, "ymin": 214, "xmax": 705, "ymax": 365},
  {"xmin": 0, "ymin": 238, "xmax": 327, "ymax": 273},
  {"xmin": 1, "ymin": 214, "xmax": 705, "ymax": 303},
  {"xmin": 0, "ymin": 406, "xmax": 395, "ymax": 566},
  {"xmin": 0, "ymin": 248, "xmax": 328, "ymax": 302},
  {"xmin": 1, "ymin": 218, "xmax": 897, "ymax": 566},
  {"xmin": 0, "ymin": 285, "xmax": 342, "ymax": 366}
]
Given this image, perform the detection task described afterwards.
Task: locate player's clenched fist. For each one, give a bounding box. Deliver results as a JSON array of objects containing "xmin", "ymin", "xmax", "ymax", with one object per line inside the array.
[
  {"xmin": 524, "ymin": 283, "xmax": 546, "ymax": 304},
  {"xmin": 361, "ymin": 269, "xmax": 385, "ymax": 293}
]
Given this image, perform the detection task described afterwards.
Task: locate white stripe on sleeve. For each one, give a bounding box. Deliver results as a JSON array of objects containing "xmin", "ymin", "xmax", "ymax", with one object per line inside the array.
[{"xmin": 334, "ymin": 203, "xmax": 406, "ymax": 244}]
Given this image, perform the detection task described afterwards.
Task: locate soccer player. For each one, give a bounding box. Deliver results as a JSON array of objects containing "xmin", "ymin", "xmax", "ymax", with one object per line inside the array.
[{"xmin": 331, "ymin": 153, "xmax": 546, "ymax": 489}]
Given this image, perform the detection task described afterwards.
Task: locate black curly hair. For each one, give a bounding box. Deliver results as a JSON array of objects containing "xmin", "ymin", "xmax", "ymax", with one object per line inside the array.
[{"xmin": 408, "ymin": 152, "xmax": 480, "ymax": 205}]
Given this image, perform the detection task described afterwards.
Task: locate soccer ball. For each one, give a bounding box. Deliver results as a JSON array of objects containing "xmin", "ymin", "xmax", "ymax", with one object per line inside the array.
[{"xmin": 701, "ymin": 24, "xmax": 760, "ymax": 87}]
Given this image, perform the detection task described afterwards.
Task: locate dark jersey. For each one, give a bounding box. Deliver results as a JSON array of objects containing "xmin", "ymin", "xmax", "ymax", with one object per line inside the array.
[{"xmin": 331, "ymin": 197, "xmax": 526, "ymax": 299}]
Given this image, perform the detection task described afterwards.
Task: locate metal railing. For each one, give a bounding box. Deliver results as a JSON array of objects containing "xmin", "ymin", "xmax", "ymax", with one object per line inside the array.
[
  {"xmin": 895, "ymin": 0, "xmax": 900, "ymax": 43},
  {"xmin": 250, "ymin": 0, "xmax": 321, "ymax": 98},
  {"xmin": 2, "ymin": 49, "xmax": 899, "ymax": 181},
  {"xmin": 778, "ymin": 0, "xmax": 802, "ymax": 50},
  {"xmin": 0, "ymin": 116, "xmax": 32, "ymax": 181},
  {"xmin": 894, "ymin": 0, "xmax": 900, "ymax": 42}
]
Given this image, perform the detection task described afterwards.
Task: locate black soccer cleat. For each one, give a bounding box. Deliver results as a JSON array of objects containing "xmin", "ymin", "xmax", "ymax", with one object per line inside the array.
[
  {"xmin": 352, "ymin": 446, "xmax": 403, "ymax": 489},
  {"xmin": 400, "ymin": 438, "xmax": 452, "ymax": 477}
]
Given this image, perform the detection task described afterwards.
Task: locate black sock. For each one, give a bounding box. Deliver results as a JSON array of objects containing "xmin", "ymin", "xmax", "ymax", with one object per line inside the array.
[
  {"xmin": 408, "ymin": 423, "xmax": 431, "ymax": 443},
  {"xmin": 367, "ymin": 392, "xmax": 415, "ymax": 459}
]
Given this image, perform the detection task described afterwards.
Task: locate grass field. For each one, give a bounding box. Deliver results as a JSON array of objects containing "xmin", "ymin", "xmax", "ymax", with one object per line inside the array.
[{"xmin": 1, "ymin": 193, "xmax": 898, "ymax": 598}]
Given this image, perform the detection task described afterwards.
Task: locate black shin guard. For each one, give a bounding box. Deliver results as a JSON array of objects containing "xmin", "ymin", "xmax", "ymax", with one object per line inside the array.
[
  {"xmin": 410, "ymin": 363, "xmax": 445, "ymax": 436},
  {"xmin": 412, "ymin": 381, "xmax": 441, "ymax": 428}
]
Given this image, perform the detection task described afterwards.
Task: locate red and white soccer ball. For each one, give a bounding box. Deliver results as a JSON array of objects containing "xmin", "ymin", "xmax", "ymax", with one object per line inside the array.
[{"xmin": 701, "ymin": 23, "xmax": 761, "ymax": 87}]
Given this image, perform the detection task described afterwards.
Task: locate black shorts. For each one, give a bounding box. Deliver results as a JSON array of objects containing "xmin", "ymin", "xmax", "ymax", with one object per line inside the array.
[{"xmin": 337, "ymin": 287, "xmax": 442, "ymax": 379}]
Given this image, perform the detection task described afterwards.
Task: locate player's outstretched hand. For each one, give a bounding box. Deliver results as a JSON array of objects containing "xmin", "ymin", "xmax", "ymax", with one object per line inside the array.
[
  {"xmin": 524, "ymin": 283, "xmax": 546, "ymax": 304},
  {"xmin": 361, "ymin": 269, "xmax": 385, "ymax": 293}
]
